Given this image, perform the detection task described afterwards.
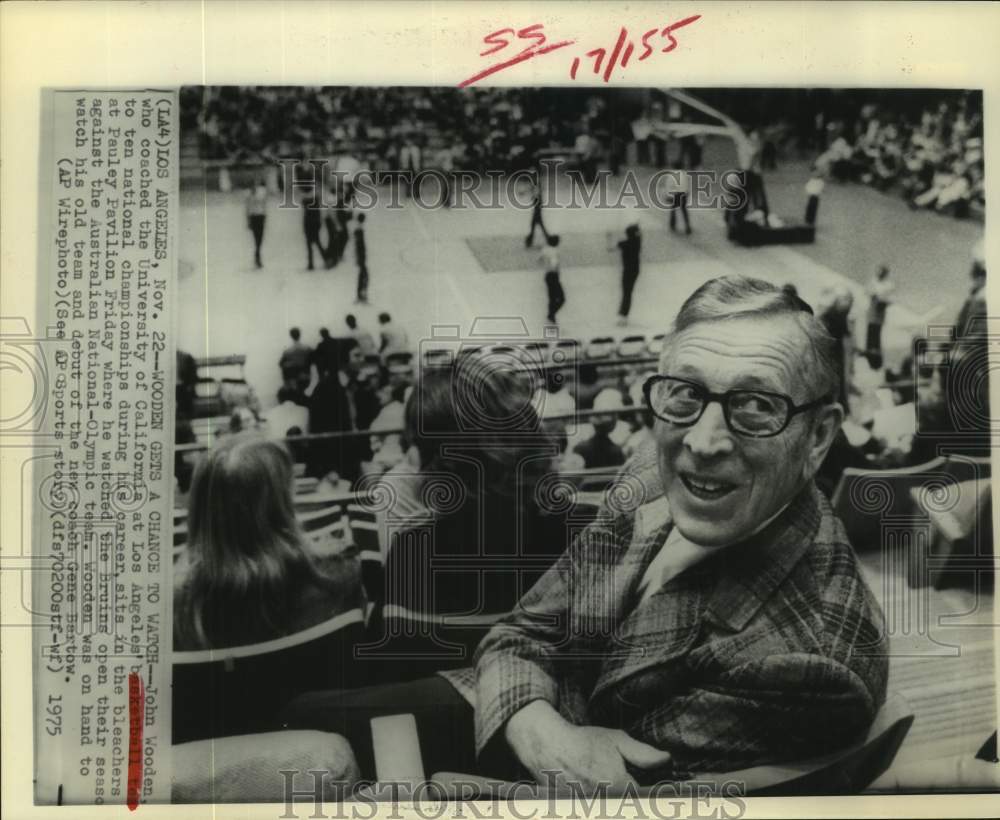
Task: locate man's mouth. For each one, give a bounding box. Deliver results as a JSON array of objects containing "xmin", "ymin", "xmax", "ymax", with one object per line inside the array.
[{"xmin": 680, "ymin": 473, "xmax": 739, "ymax": 501}]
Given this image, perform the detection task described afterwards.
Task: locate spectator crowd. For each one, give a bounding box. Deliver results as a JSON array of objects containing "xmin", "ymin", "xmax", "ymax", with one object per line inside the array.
[
  {"xmin": 181, "ymin": 86, "xmax": 629, "ymax": 176},
  {"xmin": 813, "ymin": 94, "xmax": 984, "ymax": 218}
]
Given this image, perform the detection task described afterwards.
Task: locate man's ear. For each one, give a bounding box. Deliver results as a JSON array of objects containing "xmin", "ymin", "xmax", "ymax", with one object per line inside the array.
[{"xmin": 803, "ymin": 401, "xmax": 845, "ymax": 481}]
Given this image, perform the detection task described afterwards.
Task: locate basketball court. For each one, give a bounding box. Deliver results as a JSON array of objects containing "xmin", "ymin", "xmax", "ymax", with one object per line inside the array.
[{"xmin": 177, "ymin": 152, "xmax": 980, "ymax": 413}]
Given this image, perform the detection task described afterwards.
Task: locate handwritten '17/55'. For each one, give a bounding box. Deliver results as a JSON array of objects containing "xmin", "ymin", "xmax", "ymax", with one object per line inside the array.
[{"xmin": 458, "ymin": 16, "xmax": 702, "ymax": 88}]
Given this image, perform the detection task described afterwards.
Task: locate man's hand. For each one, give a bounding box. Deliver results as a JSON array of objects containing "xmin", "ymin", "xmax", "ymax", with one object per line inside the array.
[{"xmin": 504, "ymin": 701, "xmax": 672, "ymax": 793}]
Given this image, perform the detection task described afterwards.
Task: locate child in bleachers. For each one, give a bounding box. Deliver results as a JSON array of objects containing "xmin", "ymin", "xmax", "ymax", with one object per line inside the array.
[{"xmin": 174, "ymin": 435, "xmax": 363, "ymax": 650}]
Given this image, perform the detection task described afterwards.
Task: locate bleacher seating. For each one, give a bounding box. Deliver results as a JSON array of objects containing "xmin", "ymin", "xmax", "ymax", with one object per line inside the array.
[
  {"xmin": 359, "ymin": 604, "xmax": 506, "ymax": 685},
  {"xmin": 831, "ymin": 454, "xmax": 993, "ymax": 588},
  {"xmin": 585, "ymin": 336, "xmax": 616, "ymax": 360},
  {"xmin": 832, "ymin": 456, "xmax": 947, "ymax": 552},
  {"xmin": 417, "ymin": 330, "xmax": 660, "ymax": 373},
  {"xmin": 428, "ymin": 694, "xmax": 914, "ymax": 797},
  {"xmin": 172, "ymin": 607, "xmax": 368, "ymax": 744},
  {"xmin": 617, "ymin": 334, "xmax": 647, "ymax": 358}
]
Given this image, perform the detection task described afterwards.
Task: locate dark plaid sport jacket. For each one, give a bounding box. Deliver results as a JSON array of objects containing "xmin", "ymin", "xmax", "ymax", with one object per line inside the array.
[{"xmin": 440, "ymin": 450, "xmax": 889, "ymax": 774}]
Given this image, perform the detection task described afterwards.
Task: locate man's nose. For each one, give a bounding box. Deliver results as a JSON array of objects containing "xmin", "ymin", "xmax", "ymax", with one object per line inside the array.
[{"xmin": 683, "ymin": 401, "xmax": 734, "ymax": 457}]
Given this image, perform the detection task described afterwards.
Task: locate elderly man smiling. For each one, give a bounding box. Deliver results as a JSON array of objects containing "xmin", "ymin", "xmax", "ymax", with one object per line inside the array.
[
  {"xmin": 281, "ymin": 275, "xmax": 888, "ymax": 790},
  {"xmin": 442, "ymin": 274, "xmax": 889, "ymax": 787}
]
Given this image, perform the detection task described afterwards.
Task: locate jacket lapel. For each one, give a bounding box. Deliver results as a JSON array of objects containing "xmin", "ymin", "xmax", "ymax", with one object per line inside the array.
[
  {"xmin": 703, "ymin": 482, "xmax": 822, "ymax": 632},
  {"xmin": 589, "ymin": 482, "xmax": 823, "ymax": 704},
  {"xmin": 589, "ymin": 494, "xmax": 705, "ymax": 698}
]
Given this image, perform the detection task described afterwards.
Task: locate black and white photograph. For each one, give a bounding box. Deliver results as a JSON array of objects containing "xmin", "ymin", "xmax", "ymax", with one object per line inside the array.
[{"xmin": 168, "ymin": 83, "xmax": 994, "ymax": 801}]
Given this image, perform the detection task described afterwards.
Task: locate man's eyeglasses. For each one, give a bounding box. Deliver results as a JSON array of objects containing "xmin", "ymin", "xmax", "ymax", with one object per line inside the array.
[{"xmin": 643, "ymin": 375, "xmax": 832, "ymax": 438}]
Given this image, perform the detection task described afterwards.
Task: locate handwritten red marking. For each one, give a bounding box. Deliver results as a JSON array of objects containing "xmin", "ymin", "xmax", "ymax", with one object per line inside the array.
[
  {"xmin": 466, "ymin": 15, "xmax": 701, "ymax": 87},
  {"xmin": 586, "ymin": 47, "xmax": 605, "ymax": 75},
  {"xmin": 603, "ymin": 27, "xmax": 628, "ymax": 82},
  {"xmin": 661, "ymin": 15, "xmax": 702, "ymax": 53},
  {"xmin": 621, "ymin": 42, "xmax": 635, "ymax": 68},
  {"xmin": 127, "ymin": 673, "xmax": 145, "ymax": 811},
  {"xmin": 480, "ymin": 28, "xmax": 515, "ymax": 57},
  {"xmin": 460, "ymin": 23, "xmax": 575, "ymax": 88},
  {"xmin": 517, "ymin": 23, "xmax": 547, "ymax": 51},
  {"xmin": 640, "ymin": 28, "xmax": 659, "ymax": 60}
]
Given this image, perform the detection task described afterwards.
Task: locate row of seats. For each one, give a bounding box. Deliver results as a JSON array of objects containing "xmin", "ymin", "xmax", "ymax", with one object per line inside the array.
[
  {"xmin": 831, "ymin": 453, "xmax": 993, "ymax": 589},
  {"xmin": 171, "ymin": 467, "xmax": 616, "ymax": 550},
  {"xmin": 172, "ymin": 488, "xmax": 609, "ymax": 745},
  {"xmin": 421, "ymin": 333, "xmax": 665, "ymax": 368}
]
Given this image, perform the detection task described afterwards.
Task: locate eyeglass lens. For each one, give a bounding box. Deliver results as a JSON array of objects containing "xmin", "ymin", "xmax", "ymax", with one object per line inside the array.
[{"xmin": 650, "ymin": 378, "xmax": 791, "ymax": 435}]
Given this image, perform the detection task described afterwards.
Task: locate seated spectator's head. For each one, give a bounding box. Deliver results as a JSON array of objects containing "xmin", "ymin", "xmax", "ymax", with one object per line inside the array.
[
  {"xmin": 319, "ymin": 327, "xmax": 330, "ymax": 340},
  {"xmin": 345, "ymin": 314, "xmax": 358, "ymax": 330},
  {"xmin": 379, "ymin": 312, "xmax": 391, "ymax": 325},
  {"xmin": 544, "ymin": 368, "xmax": 568, "ymax": 395},
  {"xmin": 344, "ymin": 344, "xmax": 364, "ymax": 376},
  {"xmin": 179, "ymin": 435, "xmax": 315, "ymax": 647},
  {"xmin": 647, "ymin": 275, "xmax": 843, "ymax": 547},
  {"xmin": 405, "ymin": 358, "xmax": 548, "ymax": 504},
  {"xmin": 290, "ymin": 327, "xmax": 301, "ymax": 342},
  {"xmin": 591, "ymin": 388, "xmax": 622, "ymax": 435},
  {"xmin": 548, "ymin": 234, "xmax": 560, "ymax": 248}
]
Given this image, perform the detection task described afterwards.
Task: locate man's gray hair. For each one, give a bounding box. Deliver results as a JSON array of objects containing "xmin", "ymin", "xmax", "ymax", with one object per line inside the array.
[{"xmin": 664, "ymin": 275, "xmax": 841, "ymax": 402}]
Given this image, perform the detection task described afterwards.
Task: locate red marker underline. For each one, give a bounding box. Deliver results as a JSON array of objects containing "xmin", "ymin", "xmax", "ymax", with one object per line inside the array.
[
  {"xmin": 127, "ymin": 673, "xmax": 145, "ymax": 811},
  {"xmin": 458, "ymin": 40, "xmax": 576, "ymax": 88}
]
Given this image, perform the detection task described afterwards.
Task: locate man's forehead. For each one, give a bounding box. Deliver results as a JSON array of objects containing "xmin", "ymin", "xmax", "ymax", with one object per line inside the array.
[{"xmin": 660, "ymin": 315, "xmax": 810, "ymax": 388}]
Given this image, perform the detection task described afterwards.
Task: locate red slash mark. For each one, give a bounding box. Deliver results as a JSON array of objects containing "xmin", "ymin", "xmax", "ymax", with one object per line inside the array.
[
  {"xmin": 459, "ymin": 24, "xmax": 575, "ymax": 88},
  {"xmin": 127, "ymin": 673, "xmax": 145, "ymax": 811}
]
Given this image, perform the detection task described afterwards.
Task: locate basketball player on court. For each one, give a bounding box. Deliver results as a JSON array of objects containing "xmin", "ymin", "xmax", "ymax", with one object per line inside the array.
[
  {"xmin": 541, "ymin": 234, "xmax": 564, "ymax": 325},
  {"xmin": 525, "ymin": 176, "xmax": 549, "ymax": 248}
]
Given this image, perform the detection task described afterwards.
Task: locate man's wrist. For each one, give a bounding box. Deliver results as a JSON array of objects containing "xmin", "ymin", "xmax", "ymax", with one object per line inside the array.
[{"xmin": 504, "ymin": 699, "xmax": 563, "ymax": 751}]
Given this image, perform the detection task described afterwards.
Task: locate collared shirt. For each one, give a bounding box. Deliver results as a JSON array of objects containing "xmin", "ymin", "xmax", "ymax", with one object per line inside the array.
[
  {"xmin": 635, "ymin": 524, "xmax": 720, "ymax": 605},
  {"xmin": 636, "ymin": 498, "xmax": 793, "ymax": 604}
]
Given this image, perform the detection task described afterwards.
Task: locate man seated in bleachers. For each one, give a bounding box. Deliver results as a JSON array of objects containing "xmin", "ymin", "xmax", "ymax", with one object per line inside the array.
[
  {"xmin": 281, "ymin": 275, "xmax": 888, "ymax": 788},
  {"xmin": 266, "ymin": 386, "xmax": 309, "ymax": 440},
  {"xmin": 532, "ymin": 367, "xmax": 576, "ymax": 420},
  {"xmin": 378, "ymin": 312, "xmax": 409, "ymax": 360},
  {"xmin": 280, "ymin": 325, "xmax": 312, "ymax": 386},
  {"xmin": 573, "ymin": 389, "xmax": 626, "ymax": 470}
]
